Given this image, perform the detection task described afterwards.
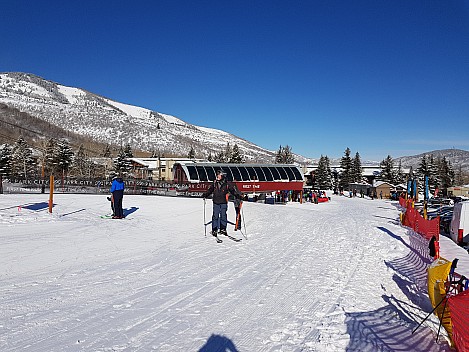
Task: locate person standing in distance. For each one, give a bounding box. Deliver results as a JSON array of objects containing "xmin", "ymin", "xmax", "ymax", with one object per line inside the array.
[
  {"xmin": 110, "ymin": 174, "xmax": 125, "ymax": 219},
  {"xmin": 203, "ymin": 170, "xmax": 241, "ymax": 236}
]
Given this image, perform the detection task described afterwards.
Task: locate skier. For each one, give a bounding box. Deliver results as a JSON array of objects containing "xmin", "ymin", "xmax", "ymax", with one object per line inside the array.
[
  {"xmin": 110, "ymin": 175, "xmax": 125, "ymax": 219},
  {"xmin": 203, "ymin": 170, "xmax": 242, "ymax": 237}
]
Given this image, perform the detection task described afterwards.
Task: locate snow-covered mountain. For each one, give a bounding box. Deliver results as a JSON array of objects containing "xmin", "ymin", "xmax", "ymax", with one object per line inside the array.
[
  {"xmin": 0, "ymin": 72, "xmax": 311, "ymax": 163},
  {"xmin": 395, "ymin": 149, "xmax": 469, "ymax": 173}
]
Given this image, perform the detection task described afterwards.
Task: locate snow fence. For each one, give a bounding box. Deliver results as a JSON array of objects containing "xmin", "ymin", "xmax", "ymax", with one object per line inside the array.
[{"xmin": 400, "ymin": 197, "xmax": 469, "ymax": 351}]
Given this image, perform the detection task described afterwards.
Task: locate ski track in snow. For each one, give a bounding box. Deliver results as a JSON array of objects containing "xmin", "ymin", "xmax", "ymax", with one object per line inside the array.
[{"xmin": 0, "ymin": 194, "xmax": 454, "ymax": 351}]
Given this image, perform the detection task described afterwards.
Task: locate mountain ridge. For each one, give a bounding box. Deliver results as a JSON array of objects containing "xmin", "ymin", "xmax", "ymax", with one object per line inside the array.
[
  {"xmin": 1, "ymin": 72, "xmax": 468, "ymax": 174},
  {"xmin": 0, "ymin": 72, "xmax": 311, "ymax": 163}
]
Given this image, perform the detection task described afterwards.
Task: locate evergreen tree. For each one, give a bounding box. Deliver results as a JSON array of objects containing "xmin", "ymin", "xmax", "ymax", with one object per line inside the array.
[
  {"xmin": 188, "ymin": 145, "xmax": 195, "ymax": 159},
  {"xmin": 207, "ymin": 152, "xmax": 213, "ymax": 162},
  {"xmin": 56, "ymin": 139, "xmax": 74, "ymax": 176},
  {"xmin": 379, "ymin": 155, "xmax": 396, "ymax": 184},
  {"xmin": 437, "ymin": 156, "xmax": 454, "ymax": 193},
  {"xmin": 351, "ymin": 152, "xmax": 363, "ymax": 183},
  {"xmin": 113, "ymin": 147, "xmax": 131, "ymax": 175},
  {"xmin": 0, "ymin": 144, "xmax": 12, "ymax": 178},
  {"xmin": 224, "ymin": 143, "xmax": 232, "ymax": 163},
  {"xmin": 102, "ymin": 144, "xmax": 112, "ymax": 158},
  {"xmin": 229, "ymin": 144, "xmax": 244, "ymax": 163},
  {"xmin": 214, "ymin": 150, "xmax": 226, "ymax": 163},
  {"xmin": 43, "ymin": 138, "xmax": 59, "ymax": 176},
  {"xmin": 123, "ymin": 143, "xmax": 133, "ymax": 159},
  {"xmin": 11, "ymin": 137, "xmax": 36, "ymax": 180},
  {"xmin": 416, "ymin": 155, "xmax": 431, "ymax": 191},
  {"xmin": 395, "ymin": 160, "xmax": 404, "ymax": 184},
  {"xmin": 427, "ymin": 154, "xmax": 439, "ymax": 191},
  {"xmin": 315, "ymin": 155, "xmax": 333, "ymax": 189},
  {"xmin": 275, "ymin": 145, "xmax": 295, "ymax": 164},
  {"xmin": 73, "ymin": 144, "xmax": 88, "ymax": 178},
  {"xmin": 339, "ymin": 147, "xmax": 353, "ymax": 189}
]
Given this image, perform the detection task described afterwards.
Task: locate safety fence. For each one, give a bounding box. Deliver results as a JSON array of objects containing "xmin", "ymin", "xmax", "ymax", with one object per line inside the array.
[{"xmin": 399, "ymin": 197, "xmax": 469, "ymax": 351}]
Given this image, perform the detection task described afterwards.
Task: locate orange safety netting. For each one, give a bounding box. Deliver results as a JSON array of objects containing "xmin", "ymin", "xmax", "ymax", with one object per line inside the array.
[
  {"xmin": 416, "ymin": 215, "xmax": 440, "ymax": 241},
  {"xmin": 448, "ymin": 290, "xmax": 469, "ymax": 352}
]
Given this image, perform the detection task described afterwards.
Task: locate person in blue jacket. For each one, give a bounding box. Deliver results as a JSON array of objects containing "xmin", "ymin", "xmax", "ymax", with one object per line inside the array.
[{"xmin": 110, "ymin": 175, "xmax": 125, "ymax": 219}]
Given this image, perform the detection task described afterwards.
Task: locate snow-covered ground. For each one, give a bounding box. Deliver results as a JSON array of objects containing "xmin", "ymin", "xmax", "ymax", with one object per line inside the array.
[{"xmin": 1, "ymin": 193, "xmax": 467, "ymax": 351}]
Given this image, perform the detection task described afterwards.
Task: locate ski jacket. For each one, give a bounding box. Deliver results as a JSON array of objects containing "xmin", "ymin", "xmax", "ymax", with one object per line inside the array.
[
  {"xmin": 110, "ymin": 178, "xmax": 125, "ymax": 193},
  {"xmin": 203, "ymin": 178, "xmax": 241, "ymax": 204}
]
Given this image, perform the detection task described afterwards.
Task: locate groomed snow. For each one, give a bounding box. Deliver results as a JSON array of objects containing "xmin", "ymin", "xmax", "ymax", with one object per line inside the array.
[{"xmin": 1, "ymin": 193, "xmax": 466, "ymax": 351}]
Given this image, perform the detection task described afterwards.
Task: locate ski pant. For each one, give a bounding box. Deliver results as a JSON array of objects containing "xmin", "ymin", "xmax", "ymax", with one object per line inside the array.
[
  {"xmin": 112, "ymin": 190, "xmax": 124, "ymax": 218},
  {"xmin": 212, "ymin": 203, "xmax": 227, "ymax": 231}
]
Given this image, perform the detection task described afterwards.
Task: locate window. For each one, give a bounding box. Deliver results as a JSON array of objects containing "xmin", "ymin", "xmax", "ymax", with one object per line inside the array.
[
  {"xmin": 290, "ymin": 167, "xmax": 303, "ymax": 180},
  {"xmin": 253, "ymin": 167, "xmax": 266, "ymax": 181},
  {"xmin": 230, "ymin": 167, "xmax": 242, "ymax": 181},
  {"xmin": 238, "ymin": 166, "xmax": 250, "ymax": 181},
  {"xmin": 268, "ymin": 167, "xmax": 281, "ymax": 180},
  {"xmin": 205, "ymin": 166, "xmax": 216, "ymax": 181},
  {"xmin": 277, "ymin": 167, "xmax": 288, "ymax": 180},
  {"xmin": 187, "ymin": 165, "xmax": 198, "ymax": 180},
  {"xmin": 196, "ymin": 166, "xmax": 208, "ymax": 181},
  {"xmin": 284, "ymin": 167, "xmax": 295, "ymax": 180},
  {"xmin": 246, "ymin": 167, "xmax": 258, "ymax": 180},
  {"xmin": 262, "ymin": 167, "xmax": 274, "ymax": 181},
  {"xmin": 221, "ymin": 166, "xmax": 234, "ymax": 181}
]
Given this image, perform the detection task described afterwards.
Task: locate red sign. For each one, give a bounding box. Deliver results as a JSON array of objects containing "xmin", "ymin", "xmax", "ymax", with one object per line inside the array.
[{"xmin": 189, "ymin": 181, "xmax": 304, "ymax": 193}]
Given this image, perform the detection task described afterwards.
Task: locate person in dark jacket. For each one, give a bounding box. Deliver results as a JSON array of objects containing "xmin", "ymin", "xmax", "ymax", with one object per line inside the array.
[
  {"xmin": 110, "ymin": 175, "xmax": 125, "ymax": 219},
  {"xmin": 203, "ymin": 170, "xmax": 241, "ymax": 236}
]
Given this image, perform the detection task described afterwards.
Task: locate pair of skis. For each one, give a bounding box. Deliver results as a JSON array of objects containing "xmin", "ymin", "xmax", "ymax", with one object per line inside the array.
[
  {"xmin": 213, "ymin": 231, "xmax": 242, "ymax": 243},
  {"xmin": 204, "ymin": 199, "xmax": 245, "ymax": 243}
]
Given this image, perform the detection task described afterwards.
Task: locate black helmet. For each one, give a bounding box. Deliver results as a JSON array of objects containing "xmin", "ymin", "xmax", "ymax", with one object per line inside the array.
[{"xmin": 216, "ymin": 169, "xmax": 226, "ymax": 178}]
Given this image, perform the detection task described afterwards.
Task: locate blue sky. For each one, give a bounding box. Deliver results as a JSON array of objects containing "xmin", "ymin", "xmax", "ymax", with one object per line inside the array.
[{"xmin": 2, "ymin": 1, "xmax": 469, "ymax": 161}]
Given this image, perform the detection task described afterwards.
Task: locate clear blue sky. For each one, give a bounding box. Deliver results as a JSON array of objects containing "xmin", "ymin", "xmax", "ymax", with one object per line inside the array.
[{"xmin": 2, "ymin": 0, "xmax": 469, "ymax": 161}]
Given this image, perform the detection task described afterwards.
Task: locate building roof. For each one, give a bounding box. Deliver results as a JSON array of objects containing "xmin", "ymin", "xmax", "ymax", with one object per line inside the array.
[{"xmin": 174, "ymin": 162, "xmax": 304, "ymax": 182}]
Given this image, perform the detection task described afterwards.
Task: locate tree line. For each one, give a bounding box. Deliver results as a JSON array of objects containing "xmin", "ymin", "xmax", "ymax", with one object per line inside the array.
[{"xmin": 0, "ymin": 137, "xmax": 135, "ymax": 181}]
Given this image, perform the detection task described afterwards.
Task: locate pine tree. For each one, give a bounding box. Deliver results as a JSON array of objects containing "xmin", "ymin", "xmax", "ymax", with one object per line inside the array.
[
  {"xmin": 0, "ymin": 144, "xmax": 12, "ymax": 178},
  {"xmin": 351, "ymin": 152, "xmax": 363, "ymax": 183},
  {"xmin": 315, "ymin": 155, "xmax": 333, "ymax": 189},
  {"xmin": 224, "ymin": 143, "xmax": 232, "ymax": 163},
  {"xmin": 379, "ymin": 155, "xmax": 396, "ymax": 184},
  {"xmin": 339, "ymin": 147, "xmax": 353, "ymax": 189},
  {"xmin": 123, "ymin": 143, "xmax": 133, "ymax": 159},
  {"xmin": 437, "ymin": 156, "xmax": 454, "ymax": 192},
  {"xmin": 395, "ymin": 160, "xmax": 404, "ymax": 184},
  {"xmin": 416, "ymin": 155, "xmax": 430, "ymax": 190},
  {"xmin": 188, "ymin": 146, "xmax": 195, "ymax": 159},
  {"xmin": 229, "ymin": 144, "xmax": 244, "ymax": 163},
  {"xmin": 102, "ymin": 144, "xmax": 112, "ymax": 158},
  {"xmin": 43, "ymin": 138, "xmax": 59, "ymax": 176},
  {"xmin": 11, "ymin": 137, "xmax": 36, "ymax": 180},
  {"xmin": 56, "ymin": 139, "xmax": 74, "ymax": 176},
  {"xmin": 73, "ymin": 144, "xmax": 88, "ymax": 178},
  {"xmin": 114, "ymin": 147, "xmax": 131, "ymax": 175},
  {"xmin": 214, "ymin": 150, "xmax": 226, "ymax": 163},
  {"xmin": 275, "ymin": 145, "xmax": 295, "ymax": 164}
]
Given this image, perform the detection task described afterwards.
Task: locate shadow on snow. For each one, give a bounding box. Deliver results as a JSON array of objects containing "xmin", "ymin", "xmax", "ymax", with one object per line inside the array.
[{"xmin": 198, "ymin": 334, "xmax": 239, "ymax": 352}]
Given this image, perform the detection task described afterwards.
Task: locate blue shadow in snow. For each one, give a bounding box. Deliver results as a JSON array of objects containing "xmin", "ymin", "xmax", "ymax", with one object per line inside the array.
[
  {"xmin": 123, "ymin": 207, "xmax": 139, "ymax": 217},
  {"xmin": 345, "ymin": 295, "xmax": 449, "ymax": 351},
  {"xmin": 23, "ymin": 202, "xmax": 50, "ymax": 211},
  {"xmin": 198, "ymin": 334, "xmax": 239, "ymax": 352}
]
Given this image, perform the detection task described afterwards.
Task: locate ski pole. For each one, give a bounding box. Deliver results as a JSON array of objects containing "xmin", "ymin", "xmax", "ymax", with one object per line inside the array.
[
  {"xmin": 412, "ymin": 296, "xmax": 445, "ymax": 334},
  {"xmin": 241, "ymin": 204, "xmax": 247, "ymax": 240},
  {"xmin": 204, "ymin": 198, "xmax": 207, "ymax": 237}
]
